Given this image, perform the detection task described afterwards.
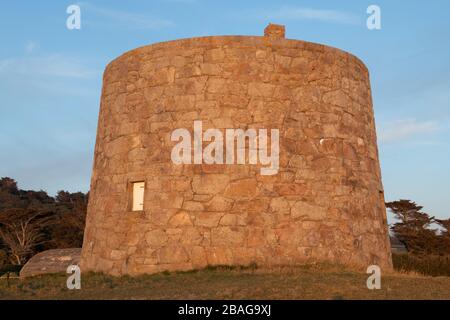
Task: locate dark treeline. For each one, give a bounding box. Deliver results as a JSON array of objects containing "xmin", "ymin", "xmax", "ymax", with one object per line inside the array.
[{"xmin": 0, "ymin": 177, "xmax": 87, "ymax": 267}]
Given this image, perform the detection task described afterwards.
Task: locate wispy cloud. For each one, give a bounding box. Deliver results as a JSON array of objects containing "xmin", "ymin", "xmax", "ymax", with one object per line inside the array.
[
  {"xmin": 0, "ymin": 53, "xmax": 99, "ymax": 100},
  {"xmin": 263, "ymin": 6, "xmax": 360, "ymax": 25},
  {"xmin": 378, "ymin": 119, "xmax": 440, "ymax": 144},
  {"xmin": 0, "ymin": 54, "xmax": 95, "ymax": 79},
  {"xmin": 25, "ymin": 41, "xmax": 38, "ymax": 54},
  {"xmin": 162, "ymin": 0, "xmax": 197, "ymax": 4},
  {"xmin": 79, "ymin": 2, "xmax": 175, "ymax": 30}
]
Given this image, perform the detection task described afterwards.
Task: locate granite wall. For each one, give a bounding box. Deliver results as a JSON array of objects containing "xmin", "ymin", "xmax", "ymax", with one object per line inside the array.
[{"xmin": 80, "ymin": 24, "xmax": 392, "ymax": 275}]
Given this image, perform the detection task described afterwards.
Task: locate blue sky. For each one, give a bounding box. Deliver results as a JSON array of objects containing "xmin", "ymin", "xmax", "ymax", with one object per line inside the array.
[{"xmin": 0, "ymin": 1, "xmax": 449, "ymax": 220}]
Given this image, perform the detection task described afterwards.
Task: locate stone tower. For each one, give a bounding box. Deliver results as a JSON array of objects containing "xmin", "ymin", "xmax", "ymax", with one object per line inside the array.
[{"xmin": 81, "ymin": 24, "xmax": 392, "ymax": 276}]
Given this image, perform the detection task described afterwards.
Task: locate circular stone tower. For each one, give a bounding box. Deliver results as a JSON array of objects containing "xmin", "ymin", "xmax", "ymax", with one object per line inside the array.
[{"xmin": 81, "ymin": 24, "xmax": 392, "ymax": 276}]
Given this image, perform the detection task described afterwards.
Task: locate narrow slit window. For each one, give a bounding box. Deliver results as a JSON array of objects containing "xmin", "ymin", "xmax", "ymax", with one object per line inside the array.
[{"xmin": 132, "ymin": 181, "xmax": 145, "ymax": 211}]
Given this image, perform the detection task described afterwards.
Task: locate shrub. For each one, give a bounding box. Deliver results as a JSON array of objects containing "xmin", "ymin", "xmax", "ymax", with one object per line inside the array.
[
  {"xmin": 393, "ymin": 253, "xmax": 450, "ymax": 277},
  {"xmin": 0, "ymin": 249, "xmax": 7, "ymax": 268}
]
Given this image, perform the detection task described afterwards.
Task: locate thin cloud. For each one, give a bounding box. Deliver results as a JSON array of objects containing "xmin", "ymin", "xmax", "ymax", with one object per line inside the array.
[
  {"xmin": 25, "ymin": 41, "xmax": 38, "ymax": 54},
  {"xmin": 0, "ymin": 54, "xmax": 95, "ymax": 79},
  {"xmin": 0, "ymin": 53, "xmax": 99, "ymax": 99},
  {"xmin": 79, "ymin": 2, "xmax": 175, "ymax": 30},
  {"xmin": 263, "ymin": 6, "xmax": 360, "ymax": 25},
  {"xmin": 378, "ymin": 119, "xmax": 440, "ymax": 144},
  {"xmin": 162, "ymin": 0, "xmax": 197, "ymax": 3}
]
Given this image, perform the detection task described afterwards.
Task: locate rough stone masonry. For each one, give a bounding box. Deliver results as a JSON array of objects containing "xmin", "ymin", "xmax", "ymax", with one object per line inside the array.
[{"xmin": 80, "ymin": 24, "xmax": 393, "ymax": 276}]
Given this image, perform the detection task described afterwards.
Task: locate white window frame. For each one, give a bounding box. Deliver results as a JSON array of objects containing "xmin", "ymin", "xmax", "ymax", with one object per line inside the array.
[{"xmin": 131, "ymin": 181, "xmax": 145, "ymax": 211}]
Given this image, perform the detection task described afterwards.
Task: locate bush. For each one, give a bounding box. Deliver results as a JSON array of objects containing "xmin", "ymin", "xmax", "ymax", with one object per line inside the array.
[
  {"xmin": 0, "ymin": 249, "xmax": 7, "ymax": 268},
  {"xmin": 0, "ymin": 264, "xmax": 21, "ymax": 273},
  {"xmin": 393, "ymin": 253, "xmax": 450, "ymax": 277}
]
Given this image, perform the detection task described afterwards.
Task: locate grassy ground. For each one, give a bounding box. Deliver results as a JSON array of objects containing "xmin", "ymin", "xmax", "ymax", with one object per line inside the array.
[
  {"xmin": 1, "ymin": 264, "xmax": 450, "ymax": 300},
  {"xmin": 393, "ymin": 253, "xmax": 450, "ymax": 277}
]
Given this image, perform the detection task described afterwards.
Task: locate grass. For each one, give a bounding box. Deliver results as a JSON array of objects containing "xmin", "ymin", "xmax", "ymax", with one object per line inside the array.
[
  {"xmin": 393, "ymin": 253, "xmax": 450, "ymax": 277},
  {"xmin": 1, "ymin": 263, "xmax": 450, "ymax": 300}
]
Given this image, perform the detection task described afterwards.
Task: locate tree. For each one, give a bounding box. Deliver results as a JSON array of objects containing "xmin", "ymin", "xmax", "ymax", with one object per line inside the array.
[
  {"xmin": 0, "ymin": 208, "xmax": 54, "ymax": 265},
  {"xmin": 436, "ymin": 218, "xmax": 450, "ymax": 236},
  {"xmin": 435, "ymin": 218, "xmax": 450, "ymax": 254},
  {"xmin": 387, "ymin": 200, "xmax": 438, "ymax": 255},
  {"xmin": 0, "ymin": 177, "xmax": 57, "ymax": 264},
  {"xmin": 48, "ymin": 191, "xmax": 88, "ymax": 248}
]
